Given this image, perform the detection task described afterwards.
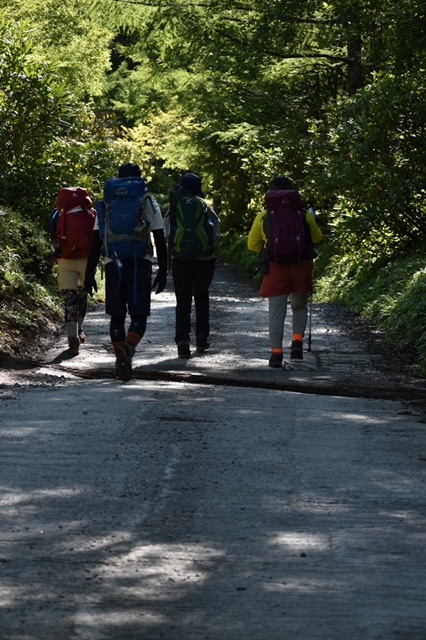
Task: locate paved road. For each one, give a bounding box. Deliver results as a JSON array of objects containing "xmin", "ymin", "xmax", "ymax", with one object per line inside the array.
[{"xmin": 1, "ymin": 264, "xmax": 426, "ymax": 640}]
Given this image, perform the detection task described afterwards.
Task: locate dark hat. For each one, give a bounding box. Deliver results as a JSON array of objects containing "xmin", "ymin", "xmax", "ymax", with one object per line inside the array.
[
  {"xmin": 270, "ymin": 175, "xmax": 294, "ymax": 190},
  {"xmin": 180, "ymin": 172, "xmax": 204, "ymax": 197},
  {"xmin": 118, "ymin": 162, "xmax": 141, "ymax": 178}
]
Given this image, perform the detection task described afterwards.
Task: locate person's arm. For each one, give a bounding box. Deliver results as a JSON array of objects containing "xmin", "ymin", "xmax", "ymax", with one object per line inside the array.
[
  {"xmin": 305, "ymin": 210, "xmax": 324, "ymax": 244},
  {"xmin": 247, "ymin": 212, "xmax": 266, "ymax": 254},
  {"xmin": 152, "ymin": 229, "xmax": 167, "ymax": 294},
  {"xmin": 209, "ymin": 207, "xmax": 221, "ymax": 248},
  {"xmin": 163, "ymin": 212, "xmax": 173, "ymax": 273},
  {"xmin": 49, "ymin": 210, "xmax": 61, "ymax": 257},
  {"xmin": 84, "ymin": 233, "xmax": 102, "ymax": 296},
  {"xmin": 146, "ymin": 195, "xmax": 168, "ymax": 294}
]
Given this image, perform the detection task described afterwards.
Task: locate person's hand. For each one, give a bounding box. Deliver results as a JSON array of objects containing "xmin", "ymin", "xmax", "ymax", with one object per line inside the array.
[
  {"xmin": 84, "ymin": 277, "xmax": 98, "ymax": 297},
  {"xmin": 152, "ymin": 269, "xmax": 167, "ymax": 294}
]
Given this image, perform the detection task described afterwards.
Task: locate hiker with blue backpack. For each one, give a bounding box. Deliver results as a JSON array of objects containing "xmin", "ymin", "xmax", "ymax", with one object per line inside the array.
[
  {"xmin": 247, "ymin": 175, "xmax": 323, "ymax": 368},
  {"xmin": 84, "ymin": 162, "xmax": 167, "ymax": 380},
  {"xmin": 166, "ymin": 173, "xmax": 220, "ymax": 358}
]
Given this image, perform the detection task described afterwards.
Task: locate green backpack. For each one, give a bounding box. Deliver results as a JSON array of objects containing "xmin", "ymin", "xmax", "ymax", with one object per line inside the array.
[{"xmin": 169, "ymin": 194, "xmax": 216, "ymax": 258}]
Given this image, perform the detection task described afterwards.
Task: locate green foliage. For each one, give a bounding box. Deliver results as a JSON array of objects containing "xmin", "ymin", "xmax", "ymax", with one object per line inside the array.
[
  {"xmin": 305, "ymin": 72, "xmax": 426, "ymax": 258},
  {"xmin": 0, "ymin": 20, "xmax": 71, "ymax": 210},
  {"xmin": 2, "ymin": 0, "xmax": 113, "ymax": 99},
  {"xmin": 0, "ymin": 18, "xmax": 142, "ymax": 220},
  {"xmin": 314, "ymin": 246, "xmax": 426, "ymax": 372},
  {"xmin": 216, "ymin": 232, "xmax": 260, "ymax": 281},
  {"xmin": 0, "ymin": 208, "xmax": 61, "ymax": 356},
  {"xmin": 0, "ymin": 209, "xmax": 53, "ymax": 283}
]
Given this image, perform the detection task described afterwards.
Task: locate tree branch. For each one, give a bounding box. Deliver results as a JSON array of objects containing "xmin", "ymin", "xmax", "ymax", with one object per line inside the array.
[
  {"xmin": 113, "ymin": 0, "xmax": 341, "ymax": 24},
  {"xmin": 212, "ymin": 27, "xmax": 349, "ymax": 64}
]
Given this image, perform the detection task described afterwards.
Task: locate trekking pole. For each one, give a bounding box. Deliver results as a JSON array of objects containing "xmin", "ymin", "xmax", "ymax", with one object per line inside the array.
[{"xmin": 307, "ymin": 290, "xmax": 313, "ymax": 352}]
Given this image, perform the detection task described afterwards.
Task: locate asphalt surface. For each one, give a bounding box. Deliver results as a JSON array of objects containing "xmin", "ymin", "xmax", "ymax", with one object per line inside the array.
[{"xmin": 1, "ymin": 263, "xmax": 426, "ymax": 640}]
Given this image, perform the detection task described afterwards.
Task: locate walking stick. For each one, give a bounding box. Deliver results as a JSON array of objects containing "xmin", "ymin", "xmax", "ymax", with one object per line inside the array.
[{"xmin": 307, "ymin": 290, "xmax": 313, "ymax": 352}]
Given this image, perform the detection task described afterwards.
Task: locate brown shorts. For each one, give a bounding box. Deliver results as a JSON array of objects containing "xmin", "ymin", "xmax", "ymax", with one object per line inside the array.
[
  {"xmin": 260, "ymin": 260, "xmax": 313, "ymax": 297},
  {"xmin": 57, "ymin": 257, "xmax": 88, "ymax": 290}
]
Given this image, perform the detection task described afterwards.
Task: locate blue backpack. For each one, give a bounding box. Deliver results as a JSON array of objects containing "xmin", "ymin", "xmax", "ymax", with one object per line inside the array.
[{"xmin": 98, "ymin": 176, "xmax": 152, "ymax": 260}]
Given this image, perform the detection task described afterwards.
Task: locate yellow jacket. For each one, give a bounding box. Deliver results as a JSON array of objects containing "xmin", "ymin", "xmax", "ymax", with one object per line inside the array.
[{"xmin": 248, "ymin": 209, "xmax": 323, "ymax": 254}]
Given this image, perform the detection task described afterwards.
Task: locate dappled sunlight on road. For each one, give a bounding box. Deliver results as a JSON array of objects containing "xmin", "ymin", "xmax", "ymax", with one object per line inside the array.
[{"xmin": 1, "ymin": 265, "xmax": 426, "ymax": 639}]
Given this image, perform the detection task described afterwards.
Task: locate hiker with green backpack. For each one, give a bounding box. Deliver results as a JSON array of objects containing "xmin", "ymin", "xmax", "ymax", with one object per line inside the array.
[
  {"xmin": 84, "ymin": 162, "xmax": 167, "ymax": 380},
  {"xmin": 166, "ymin": 173, "xmax": 220, "ymax": 358}
]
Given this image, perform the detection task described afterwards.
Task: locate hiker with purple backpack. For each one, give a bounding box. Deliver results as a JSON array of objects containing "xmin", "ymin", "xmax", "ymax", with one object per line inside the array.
[{"xmin": 247, "ymin": 175, "xmax": 323, "ymax": 368}]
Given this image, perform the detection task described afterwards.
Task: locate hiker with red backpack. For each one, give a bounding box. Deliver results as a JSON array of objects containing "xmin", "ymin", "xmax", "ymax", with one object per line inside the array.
[
  {"xmin": 165, "ymin": 173, "xmax": 220, "ymax": 358},
  {"xmin": 247, "ymin": 175, "xmax": 323, "ymax": 368},
  {"xmin": 50, "ymin": 186, "xmax": 96, "ymax": 356},
  {"xmin": 84, "ymin": 163, "xmax": 167, "ymax": 380}
]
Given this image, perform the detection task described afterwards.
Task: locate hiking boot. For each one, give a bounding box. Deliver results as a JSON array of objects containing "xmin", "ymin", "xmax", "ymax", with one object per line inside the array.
[
  {"xmin": 115, "ymin": 342, "xmax": 135, "ymax": 381},
  {"xmin": 290, "ymin": 340, "xmax": 303, "ymax": 360},
  {"xmin": 196, "ymin": 336, "xmax": 210, "ymax": 353},
  {"xmin": 68, "ymin": 336, "xmax": 80, "ymax": 356},
  {"xmin": 78, "ymin": 330, "xmax": 86, "ymax": 344},
  {"xmin": 177, "ymin": 341, "xmax": 191, "ymax": 358},
  {"xmin": 268, "ymin": 351, "xmax": 283, "ymax": 368}
]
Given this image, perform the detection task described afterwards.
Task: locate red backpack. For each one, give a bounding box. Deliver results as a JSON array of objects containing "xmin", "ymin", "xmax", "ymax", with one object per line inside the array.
[
  {"xmin": 55, "ymin": 187, "xmax": 96, "ymax": 259},
  {"xmin": 264, "ymin": 188, "xmax": 312, "ymax": 264}
]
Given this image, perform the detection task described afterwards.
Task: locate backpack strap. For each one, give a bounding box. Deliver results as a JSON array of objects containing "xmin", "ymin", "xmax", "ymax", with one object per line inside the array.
[
  {"xmin": 56, "ymin": 208, "xmax": 66, "ymax": 240},
  {"xmin": 49, "ymin": 209, "xmax": 59, "ymax": 239},
  {"xmin": 141, "ymin": 192, "xmax": 154, "ymax": 220}
]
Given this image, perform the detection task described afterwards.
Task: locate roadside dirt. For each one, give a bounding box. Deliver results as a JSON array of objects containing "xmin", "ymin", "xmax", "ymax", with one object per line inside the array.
[{"xmin": 318, "ymin": 302, "xmax": 420, "ymax": 390}]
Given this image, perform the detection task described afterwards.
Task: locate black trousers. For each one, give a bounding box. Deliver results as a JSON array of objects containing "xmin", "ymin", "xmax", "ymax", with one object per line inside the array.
[
  {"xmin": 171, "ymin": 258, "xmax": 216, "ymax": 343},
  {"xmin": 105, "ymin": 259, "xmax": 152, "ymax": 317}
]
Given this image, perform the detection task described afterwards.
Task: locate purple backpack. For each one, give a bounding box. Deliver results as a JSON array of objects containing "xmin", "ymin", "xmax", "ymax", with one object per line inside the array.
[{"xmin": 264, "ymin": 189, "xmax": 310, "ymax": 264}]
